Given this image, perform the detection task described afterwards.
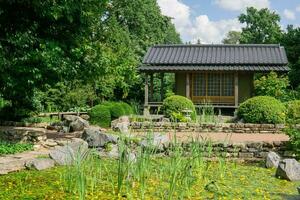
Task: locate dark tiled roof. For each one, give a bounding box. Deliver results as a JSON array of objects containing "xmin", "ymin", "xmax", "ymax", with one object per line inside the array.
[
  {"xmin": 139, "ymin": 65, "xmax": 290, "ymax": 72},
  {"xmin": 140, "ymin": 44, "xmax": 289, "ymax": 72}
]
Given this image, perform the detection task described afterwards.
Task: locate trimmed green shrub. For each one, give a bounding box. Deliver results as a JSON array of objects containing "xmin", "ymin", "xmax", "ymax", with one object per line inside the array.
[
  {"xmin": 286, "ymin": 100, "xmax": 300, "ymax": 123},
  {"xmin": 101, "ymin": 101, "xmax": 133, "ymax": 119},
  {"xmin": 118, "ymin": 102, "xmax": 134, "ymax": 115},
  {"xmin": 161, "ymin": 95, "xmax": 196, "ymax": 121},
  {"xmin": 237, "ymin": 96, "xmax": 286, "ymax": 124},
  {"xmin": 88, "ymin": 105, "xmax": 111, "ymax": 127}
]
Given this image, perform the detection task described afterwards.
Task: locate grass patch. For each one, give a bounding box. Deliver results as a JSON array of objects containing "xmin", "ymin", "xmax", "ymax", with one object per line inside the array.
[{"xmin": 0, "ymin": 141, "xmax": 33, "ymax": 155}]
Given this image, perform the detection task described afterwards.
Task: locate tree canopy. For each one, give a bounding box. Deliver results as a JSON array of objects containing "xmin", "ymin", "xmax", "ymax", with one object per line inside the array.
[
  {"xmin": 238, "ymin": 7, "xmax": 282, "ymax": 44},
  {"xmin": 222, "ymin": 31, "xmax": 241, "ymax": 44},
  {"xmin": 0, "ymin": 0, "xmax": 180, "ymax": 120}
]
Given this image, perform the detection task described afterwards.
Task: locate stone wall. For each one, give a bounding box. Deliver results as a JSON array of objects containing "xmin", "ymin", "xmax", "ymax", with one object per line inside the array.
[
  {"xmin": 0, "ymin": 127, "xmax": 47, "ymax": 143},
  {"xmin": 129, "ymin": 122, "xmax": 288, "ymax": 134},
  {"xmin": 180, "ymin": 141, "xmax": 293, "ymax": 160}
]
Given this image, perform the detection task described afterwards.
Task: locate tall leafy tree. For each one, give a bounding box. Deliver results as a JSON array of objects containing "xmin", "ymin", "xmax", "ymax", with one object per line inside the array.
[
  {"xmin": 222, "ymin": 31, "xmax": 241, "ymax": 44},
  {"xmin": 281, "ymin": 25, "xmax": 300, "ymax": 88},
  {"xmin": 238, "ymin": 7, "xmax": 282, "ymax": 44}
]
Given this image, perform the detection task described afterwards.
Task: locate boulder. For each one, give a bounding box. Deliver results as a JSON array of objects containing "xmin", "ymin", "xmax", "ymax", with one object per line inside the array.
[
  {"xmin": 265, "ymin": 151, "xmax": 281, "ymax": 168},
  {"xmin": 81, "ymin": 127, "xmax": 118, "ymax": 148},
  {"xmin": 111, "ymin": 116, "xmax": 130, "ymax": 134},
  {"xmin": 25, "ymin": 158, "xmax": 55, "ymax": 171},
  {"xmin": 276, "ymin": 159, "xmax": 300, "ymax": 181},
  {"xmin": 140, "ymin": 133, "xmax": 170, "ymax": 151},
  {"xmin": 63, "ymin": 115, "xmax": 89, "ymax": 132},
  {"xmin": 49, "ymin": 138, "xmax": 88, "ymax": 165}
]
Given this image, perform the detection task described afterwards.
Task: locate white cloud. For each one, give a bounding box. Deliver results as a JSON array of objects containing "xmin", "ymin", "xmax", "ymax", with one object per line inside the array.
[
  {"xmin": 214, "ymin": 0, "xmax": 270, "ymax": 11},
  {"xmin": 157, "ymin": 0, "xmax": 191, "ymax": 38},
  {"xmin": 157, "ymin": 0, "xmax": 242, "ymax": 43},
  {"xmin": 296, "ymin": 5, "xmax": 300, "ymax": 12},
  {"xmin": 190, "ymin": 16, "xmax": 242, "ymax": 44},
  {"xmin": 283, "ymin": 9, "xmax": 296, "ymax": 20}
]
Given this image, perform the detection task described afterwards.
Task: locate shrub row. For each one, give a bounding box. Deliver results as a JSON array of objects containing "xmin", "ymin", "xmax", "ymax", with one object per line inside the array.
[{"xmin": 88, "ymin": 101, "xmax": 133, "ymax": 127}]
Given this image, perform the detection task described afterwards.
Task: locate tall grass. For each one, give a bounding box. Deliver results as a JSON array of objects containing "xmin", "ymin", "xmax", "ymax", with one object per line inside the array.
[{"xmin": 58, "ymin": 128, "xmax": 236, "ymax": 199}]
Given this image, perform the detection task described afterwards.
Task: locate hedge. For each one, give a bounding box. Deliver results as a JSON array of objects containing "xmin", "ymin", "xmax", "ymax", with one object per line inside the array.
[
  {"xmin": 237, "ymin": 96, "xmax": 286, "ymax": 124},
  {"xmin": 88, "ymin": 105, "xmax": 111, "ymax": 127}
]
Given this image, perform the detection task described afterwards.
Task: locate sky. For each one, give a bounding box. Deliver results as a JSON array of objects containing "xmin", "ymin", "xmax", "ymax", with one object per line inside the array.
[{"xmin": 157, "ymin": 0, "xmax": 300, "ymax": 43}]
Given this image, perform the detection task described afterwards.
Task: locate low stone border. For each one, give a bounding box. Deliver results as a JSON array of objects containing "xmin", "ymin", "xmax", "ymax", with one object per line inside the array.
[
  {"xmin": 0, "ymin": 126, "xmax": 47, "ymax": 143},
  {"xmin": 179, "ymin": 141, "xmax": 294, "ymax": 159},
  {"xmin": 129, "ymin": 122, "xmax": 292, "ymax": 134}
]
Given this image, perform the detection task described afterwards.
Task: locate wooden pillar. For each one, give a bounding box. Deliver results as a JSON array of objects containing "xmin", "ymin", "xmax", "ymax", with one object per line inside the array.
[
  {"xmin": 234, "ymin": 72, "xmax": 239, "ymax": 107},
  {"xmin": 186, "ymin": 73, "xmax": 190, "ymax": 99},
  {"xmin": 160, "ymin": 73, "xmax": 164, "ymax": 101},
  {"xmin": 150, "ymin": 73, "xmax": 154, "ymax": 102},
  {"xmin": 144, "ymin": 74, "xmax": 149, "ymax": 106}
]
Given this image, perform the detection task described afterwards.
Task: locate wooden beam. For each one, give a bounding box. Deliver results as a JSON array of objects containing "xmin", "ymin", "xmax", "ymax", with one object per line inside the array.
[
  {"xmin": 160, "ymin": 73, "xmax": 164, "ymax": 101},
  {"xmin": 150, "ymin": 73, "xmax": 154, "ymax": 101},
  {"xmin": 186, "ymin": 73, "xmax": 190, "ymax": 99},
  {"xmin": 234, "ymin": 72, "xmax": 239, "ymax": 107},
  {"xmin": 144, "ymin": 74, "xmax": 149, "ymax": 106}
]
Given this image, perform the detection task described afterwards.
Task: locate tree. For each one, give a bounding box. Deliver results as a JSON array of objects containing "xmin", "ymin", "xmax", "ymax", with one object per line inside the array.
[
  {"xmin": 238, "ymin": 7, "xmax": 282, "ymax": 44},
  {"xmin": 0, "ymin": 0, "xmax": 181, "ymax": 119},
  {"xmin": 281, "ymin": 25, "xmax": 300, "ymax": 88},
  {"xmin": 254, "ymin": 72, "xmax": 290, "ymax": 101},
  {"xmin": 222, "ymin": 31, "xmax": 241, "ymax": 44}
]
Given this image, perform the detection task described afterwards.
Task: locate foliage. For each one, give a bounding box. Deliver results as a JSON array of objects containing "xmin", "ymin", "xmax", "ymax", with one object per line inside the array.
[
  {"xmin": 162, "ymin": 95, "xmax": 196, "ymax": 121},
  {"xmin": 222, "ymin": 31, "xmax": 241, "ymax": 44},
  {"xmin": 101, "ymin": 101, "xmax": 133, "ymax": 120},
  {"xmin": 238, "ymin": 7, "xmax": 282, "ymax": 44},
  {"xmin": 0, "ymin": 0, "xmax": 181, "ymax": 120},
  {"xmin": 285, "ymin": 127, "xmax": 300, "ymax": 159},
  {"xmin": 254, "ymin": 72, "xmax": 290, "ymax": 101},
  {"xmin": 281, "ymin": 25, "xmax": 300, "ymax": 88},
  {"xmin": 0, "ymin": 141, "xmax": 33, "ymax": 155},
  {"xmin": 88, "ymin": 105, "xmax": 111, "ymax": 127},
  {"xmin": 286, "ymin": 100, "xmax": 300, "ymax": 123},
  {"xmin": 237, "ymin": 96, "xmax": 286, "ymax": 124}
]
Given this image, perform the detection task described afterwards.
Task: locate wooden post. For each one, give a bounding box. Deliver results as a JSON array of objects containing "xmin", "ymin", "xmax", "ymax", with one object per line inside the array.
[
  {"xmin": 144, "ymin": 74, "xmax": 149, "ymax": 106},
  {"xmin": 160, "ymin": 73, "xmax": 164, "ymax": 101},
  {"xmin": 186, "ymin": 73, "xmax": 190, "ymax": 99},
  {"xmin": 150, "ymin": 73, "xmax": 154, "ymax": 102},
  {"xmin": 234, "ymin": 72, "xmax": 239, "ymax": 107}
]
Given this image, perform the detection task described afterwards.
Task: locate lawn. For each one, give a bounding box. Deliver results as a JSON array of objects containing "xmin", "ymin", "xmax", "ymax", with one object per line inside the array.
[{"xmin": 0, "ymin": 157, "xmax": 298, "ymax": 200}]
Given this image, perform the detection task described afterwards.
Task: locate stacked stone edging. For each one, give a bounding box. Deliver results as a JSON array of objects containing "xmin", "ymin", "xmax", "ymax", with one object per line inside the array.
[
  {"xmin": 180, "ymin": 140, "xmax": 292, "ymax": 159},
  {"xmin": 129, "ymin": 122, "xmax": 293, "ymax": 134},
  {"xmin": 0, "ymin": 126, "xmax": 47, "ymax": 143}
]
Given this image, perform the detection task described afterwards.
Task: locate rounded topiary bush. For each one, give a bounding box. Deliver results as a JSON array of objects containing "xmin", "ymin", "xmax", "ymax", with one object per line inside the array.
[
  {"xmin": 118, "ymin": 102, "xmax": 134, "ymax": 115},
  {"xmin": 88, "ymin": 105, "xmax": 111, "ymax": 127},
  {"xmin": 161, "ymin": 95, "xmax": 196, "ymax": 121},
  {"xmin": 286, "ymin": 100, "xmax": 300, "ymax": 123},
  {"xmin": 237, "ymin": 96, "xmax": 286, "ymax": 124}
]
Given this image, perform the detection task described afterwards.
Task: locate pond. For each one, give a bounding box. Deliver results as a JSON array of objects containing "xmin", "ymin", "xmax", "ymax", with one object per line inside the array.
[{"xmin": 0, "ymin": 156, "xmax": 299, "ymax": 200}]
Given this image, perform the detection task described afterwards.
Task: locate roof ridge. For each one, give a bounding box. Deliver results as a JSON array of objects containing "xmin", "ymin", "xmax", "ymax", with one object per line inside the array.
[{"xmin": 153, "ymin": 44, "xmax": 281, "ymax": 48}]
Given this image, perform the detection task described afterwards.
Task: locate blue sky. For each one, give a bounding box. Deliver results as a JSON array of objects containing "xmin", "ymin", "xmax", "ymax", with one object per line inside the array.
[{"xmin": 157, "ymin": 0, "xmax": 300, "ymax": 43}]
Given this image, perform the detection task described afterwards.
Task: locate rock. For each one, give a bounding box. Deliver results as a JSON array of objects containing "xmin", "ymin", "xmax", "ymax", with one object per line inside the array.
[
  {"xmin": 140, "ymin": 133, "xmax": 170, "ymax": 151},
  {"xmin": 81, "ymin": 127, "xmax": 118, "ymax": 148},
  {"xmin": 25, "ymin": 158, "xmax": 55, "ymax": 170},
  {"xmin": 97, "ymin": 144, "xmax": 119, "ymax": 159},
  {"xmin": 80, "ymin": 114, "xmax": 90, "ymax": 120},
  {"xmin": 111, "ymin": 116, "xmax": 130, "ymax": 134},
  {"xmin": 49, "ymin": 138, "xmax": 88, "ymax": 165},
  {"xmin": 266, "ymin": 151, "xmax": 281, "ymax": 168},
  {"xmin": 43, "ymin": 139, "xmax": 58, "ymax": 147},
  {"xmin": 276, "ymin": 159, "xmax": 300, "ymax": 181},
  {"xmin": 63, "ymin": 115, "xmax": 89, "ymax": 132}
]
